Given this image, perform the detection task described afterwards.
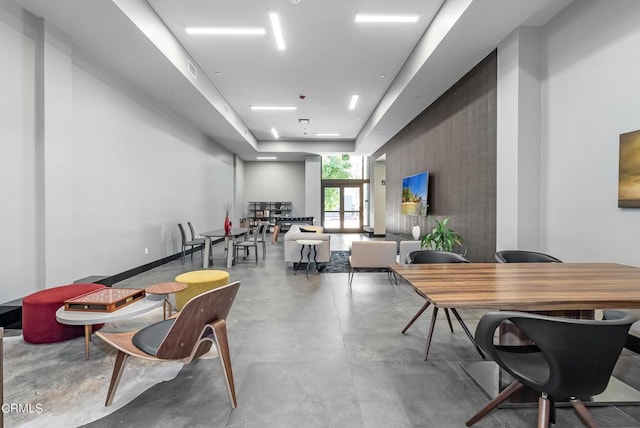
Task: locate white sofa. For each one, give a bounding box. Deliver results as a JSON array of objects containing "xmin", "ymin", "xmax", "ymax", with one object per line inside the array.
[{"xmin": 283, "ymin": 224, "xmax": 331, "ymax": 264}]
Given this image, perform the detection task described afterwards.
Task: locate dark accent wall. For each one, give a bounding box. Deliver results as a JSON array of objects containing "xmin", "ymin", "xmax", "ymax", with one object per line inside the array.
[{"xmin": 374, "ymin": 51, "xmax": 497, "ymax": 262}]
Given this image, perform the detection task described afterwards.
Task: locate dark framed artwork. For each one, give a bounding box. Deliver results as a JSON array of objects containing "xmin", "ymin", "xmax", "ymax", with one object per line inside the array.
[{"xmin": 619, "ymin": 129, "xmax": 640, "ymax": 208}]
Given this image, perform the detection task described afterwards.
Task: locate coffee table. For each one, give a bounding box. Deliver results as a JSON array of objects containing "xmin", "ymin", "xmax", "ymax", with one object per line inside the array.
[
  {"xmin": 56, "ymin": 295, "xmax": 163, "ymax": 359},
  {"xmin": 145, "ymin": 282, "xmax": 188, "ymax": 319}
]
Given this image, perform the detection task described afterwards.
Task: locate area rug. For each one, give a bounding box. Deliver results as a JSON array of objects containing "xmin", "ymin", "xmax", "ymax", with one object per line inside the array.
[
  {"xmin": 320, "ymin": 250, "xmax": 390, "ymax": 274},
  {"xmin": 3, "ymin": 308, "xmax": 185, "ymax": 428}
]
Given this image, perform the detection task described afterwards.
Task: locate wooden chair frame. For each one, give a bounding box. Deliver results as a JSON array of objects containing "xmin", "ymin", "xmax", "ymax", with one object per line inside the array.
[{"xmin": 96, "ymin": 281, "xmax": 241, "ymax": 408}]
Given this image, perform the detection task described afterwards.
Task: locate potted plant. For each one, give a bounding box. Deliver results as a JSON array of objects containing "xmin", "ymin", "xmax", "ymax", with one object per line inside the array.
[{"xmin": 420, "ymin": 216, "xmax": 464, "ymax": 253}]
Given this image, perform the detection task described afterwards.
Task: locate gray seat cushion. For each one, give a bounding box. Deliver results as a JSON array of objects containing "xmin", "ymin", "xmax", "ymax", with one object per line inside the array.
[{"xmin": 132, "ymin": 319, "xmax": 175, "ymax": 356}]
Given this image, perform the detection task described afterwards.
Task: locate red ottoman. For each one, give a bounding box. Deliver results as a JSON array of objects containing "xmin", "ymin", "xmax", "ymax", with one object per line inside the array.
[{"xmin": 22, "ymin": 283, "xmax": 106, "ymax": 344}]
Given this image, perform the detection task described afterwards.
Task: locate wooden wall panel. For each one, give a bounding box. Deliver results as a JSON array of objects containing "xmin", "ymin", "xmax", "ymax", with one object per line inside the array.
[{"xmin": 374, "ymin": 51, "xmax": 497, "ymax": 262}]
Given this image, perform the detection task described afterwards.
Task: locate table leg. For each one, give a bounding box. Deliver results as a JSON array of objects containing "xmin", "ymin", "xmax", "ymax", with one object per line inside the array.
[
  {"xmin": 84, "ymin": 324, "xmax": 92, "ymax": 360},
  {"xmin": 203, "ymin": 237, "xmax": 211, "ymax": 269},
  {"xmin": 305, "ymin": 245, "xmax": 312, "ymax": 278},
  {"xmin": 295, "ymin": 244, "xmax": 305, "ymax": 275},
  {"xmin": 312, "ymin": 245, "xmax": 318, "ymax": 271},
  {"xmin": 226, "ymin": 237, "xmax": 234, "ymax": 268}
]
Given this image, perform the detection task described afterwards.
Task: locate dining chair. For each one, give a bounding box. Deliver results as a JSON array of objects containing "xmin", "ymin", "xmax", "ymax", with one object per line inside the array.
[
  {"xmin": 495, "ymin": 250, "xmax": 562, "ymax": 263},
  {"xmin": 403, "ymin": 250, "xmax": 485, "ymax": 361},
  {"xmin": 96, "ymin": 281, "xmax": 241, "ymax": 408},
  {"xmin": 234, "ymin": 225, "xmax": 259, "ymax": 264},
  {"xmin": 255, "ymin": 222, "xmax": 269, "ymax": 260},
  {"xmin": 178, "ymin": 223, "xmax": 204, "ymax": 264},
  {"xmin": 466, "ymin": 310, "xmax": 637, "ymax": 428}
]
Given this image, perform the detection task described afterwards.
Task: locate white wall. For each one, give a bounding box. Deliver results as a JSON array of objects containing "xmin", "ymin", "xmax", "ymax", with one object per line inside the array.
[
  {"xmin": 540, "ymin": 0, "xmax": 640, "ymax": 264},
  {"xmin": 71, "ymin": 59, "xmax": 234, "ymax": 279},
  {"xmin": 304, "ymin": 155, "xmax": 321, "ymax": 223},
  {"xmin": 0, "ymin": 2, "xmax": 235, "ymax": 302},
  {"xmin": 0, "ymin": 2, "xmax": 39, "ymax": 302},
  {"xmin": 496, "ymin": 27, "xmax": 543, "ymax": 251},
  {"xmin": 373, "ymin": 160, "xmax": 386, "ymax": 235},
  {"xmin": 243, "ymin": 161, "xmax": 305, "ymax": 217}
]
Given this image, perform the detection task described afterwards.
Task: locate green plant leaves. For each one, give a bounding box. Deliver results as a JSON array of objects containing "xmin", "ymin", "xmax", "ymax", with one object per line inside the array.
[{"xmin": 420, "ymin": 216, "xmax": 463, "ymax": 252}]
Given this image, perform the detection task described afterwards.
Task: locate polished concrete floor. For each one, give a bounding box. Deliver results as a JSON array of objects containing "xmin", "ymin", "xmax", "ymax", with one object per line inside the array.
[{"xmin": 82, "ymin": 234, "xmax": 640, "ymax": 427}]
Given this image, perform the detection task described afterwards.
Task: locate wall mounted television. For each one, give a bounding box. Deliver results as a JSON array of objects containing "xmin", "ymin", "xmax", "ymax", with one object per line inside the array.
[{"xmin": 401, "ymin": 171, "xmax": 429, "ymax": 216}]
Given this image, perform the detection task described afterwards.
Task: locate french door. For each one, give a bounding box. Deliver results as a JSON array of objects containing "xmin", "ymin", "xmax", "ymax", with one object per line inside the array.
[{"xmin": 322, "ymin": 183, "xmax": 362, "ymax": 232}]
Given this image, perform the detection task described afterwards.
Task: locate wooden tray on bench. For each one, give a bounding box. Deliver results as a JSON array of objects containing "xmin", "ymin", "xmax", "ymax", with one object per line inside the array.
[{"xmin": 64, "ymin": 288, "xmax": 145, "ymax": 312}]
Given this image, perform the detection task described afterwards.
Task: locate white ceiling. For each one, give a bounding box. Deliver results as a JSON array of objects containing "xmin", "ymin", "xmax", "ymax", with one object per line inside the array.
[{"xmin": 14, "ymin": 0, "xmax": 573, "ymax": 161}]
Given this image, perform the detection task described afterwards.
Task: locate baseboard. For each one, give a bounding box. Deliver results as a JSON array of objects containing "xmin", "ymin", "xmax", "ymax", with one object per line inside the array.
[{"xmin": 0, "ymin": 239, "xmax": 224, "ymax": 328}]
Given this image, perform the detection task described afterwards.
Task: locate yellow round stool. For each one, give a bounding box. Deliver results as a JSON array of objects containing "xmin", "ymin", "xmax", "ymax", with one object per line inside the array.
[{"xmin": 174, "ymin": 270, "xmax": 230, "ymax": 311}]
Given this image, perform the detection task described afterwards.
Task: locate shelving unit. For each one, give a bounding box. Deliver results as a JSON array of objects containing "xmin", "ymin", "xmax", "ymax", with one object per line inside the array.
[{"xmin": 247, "ymin": 202, "xmax": 292, "ymax": 228}]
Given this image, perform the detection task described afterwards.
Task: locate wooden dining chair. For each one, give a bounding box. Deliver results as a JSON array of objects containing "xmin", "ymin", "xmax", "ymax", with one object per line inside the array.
[{"xmin": 96, "ymin": 281, "xmax": 241, "ymax": 407}]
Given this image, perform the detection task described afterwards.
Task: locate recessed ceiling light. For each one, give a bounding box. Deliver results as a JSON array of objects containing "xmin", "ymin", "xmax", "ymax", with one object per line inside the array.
[
  {"xmin": 270, "ymin": 128, "xmax": 280, "ymax": 139},
  {"xmin": 250, "ymin": 106, "xmax": 297, "ymax": 111},
  {"xmin": 380, "ymin": 73, "xmax": 386, "ymax": 78},
  {"xmin": 354, "ymin": 14, "xmax": 419, "ymax": 23},
  {"xmin": 185, "ymin": 27, "xmax": 266, "ymax": 35},
  {"xmin": 315, "ymin": 133, "xmax": 341, "ymax": 137},
  {"xmin": 269, "ymin": 12, "xmax": 286, "ymax": 50},
  {"xmin": 298, "ymin": 118, "xmax": 310, "ymax": 124},
  {"xmin": 257, "ymin": 156, "xmax": 278, "ymax": 160},
  {"xmin": 349, "ymin": 94, "xmax": 359, "ymax": 110}
]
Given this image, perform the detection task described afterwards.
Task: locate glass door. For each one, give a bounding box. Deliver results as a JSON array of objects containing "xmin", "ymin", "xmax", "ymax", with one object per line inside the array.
[{"xmin": 322, "ymin": 184, "xmax": 362, "ymax": 232}]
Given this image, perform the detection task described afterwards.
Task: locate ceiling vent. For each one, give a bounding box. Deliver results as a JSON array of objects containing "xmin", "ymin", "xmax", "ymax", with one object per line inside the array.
[{"xmin": 187, "ymin": 60, "xmax": 197, "ymax": 79}]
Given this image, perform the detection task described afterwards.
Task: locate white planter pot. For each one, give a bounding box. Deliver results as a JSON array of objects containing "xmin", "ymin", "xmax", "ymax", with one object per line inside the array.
[{"xmin": 412, "ymin": 225, "xmax": 421, "ymax": 240}]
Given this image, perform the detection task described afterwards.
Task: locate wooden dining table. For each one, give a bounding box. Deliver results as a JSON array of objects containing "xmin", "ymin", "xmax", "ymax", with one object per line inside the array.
[{"xmin": 389, "ymin": 262, "xmax": 640, "ymax": 406}]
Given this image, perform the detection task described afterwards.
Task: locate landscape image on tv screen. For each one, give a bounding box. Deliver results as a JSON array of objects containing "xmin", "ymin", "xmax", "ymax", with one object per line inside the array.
[{"xmin": 401, "ymin": 171, "xmax": 428, "ymax": 216}]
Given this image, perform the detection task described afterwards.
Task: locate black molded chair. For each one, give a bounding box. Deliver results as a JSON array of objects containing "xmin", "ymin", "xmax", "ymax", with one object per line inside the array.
[
  {"xmin": 178, "ymin": 223, "xmax": 204, "ymax": 264},
  {"xmin": 495, "ymin": 250, "xmax": 562, "ymax": 263},
  {"xmin": 403, "ymin": 250, "xmax": 485, "ymax": 361},
  {"xmin": 466, "ymin": 310, "xmax": 637, "ymax": 427}
]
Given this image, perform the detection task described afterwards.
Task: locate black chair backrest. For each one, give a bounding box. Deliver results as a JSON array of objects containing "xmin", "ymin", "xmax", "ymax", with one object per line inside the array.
[
  {"xmin": 408, "ymin": 250, "xmax": 470, "ymax": 264},
  {"xmin": 495, "ymin": 250, "xmax": 561, "ymax": 263},
  {"xmin": 475, "ymin": 310, "xmax": 636, "ymax": 398},
  {"xmin": 178, "ymin": 223, "xmax": 187, "ymax": 246}
]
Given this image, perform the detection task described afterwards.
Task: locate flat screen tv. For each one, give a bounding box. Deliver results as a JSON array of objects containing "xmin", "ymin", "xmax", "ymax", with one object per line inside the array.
[{"xmin": 401, "ymin": 171, "xmax": 428, "ymax": 216}]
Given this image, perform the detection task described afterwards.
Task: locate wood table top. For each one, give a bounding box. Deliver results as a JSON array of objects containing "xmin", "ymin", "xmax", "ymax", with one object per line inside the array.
[
  {"xmin": 389, "ymin": 262, "xmax": 640, "ymax": 310},
  {"xmin": 145, "ymin": 282, "xmax": 188, "ymax": 295}
]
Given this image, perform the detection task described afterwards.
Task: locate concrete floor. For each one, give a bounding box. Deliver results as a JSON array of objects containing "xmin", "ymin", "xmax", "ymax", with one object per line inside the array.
[{"xmin": 81, "ymin": 234, "xmax": 640, "ymax": 427}]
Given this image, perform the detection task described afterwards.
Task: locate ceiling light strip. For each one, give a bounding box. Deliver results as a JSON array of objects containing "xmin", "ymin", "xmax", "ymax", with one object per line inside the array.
[
  {"xmin": 354, "ymin": 14, "xmax": 419, "ymax": 23},
  {"xmin": 257, "ymin": 156, "xmax": 278, "ymax": 160},
  {"xmin": 269, "ymin": 12, "xmax": 286, "ymax": 50},
  {"xmin": 271, "ymin": 128, "xmax": 280, "ymax": 139},
  {"xmin": 315, "ymin": 133, "xmax": 341, "ymax": 137},
  {"xmin": 185, "ymin": 27, "xmax": 266, "ymax": 35},
  {"xmin": 250, "ymin": 106, "xmax": 296, "ymax": 111},
  {"xmin": 349, "ymin": 94, "xmax": 359, "ymax": 110}
]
